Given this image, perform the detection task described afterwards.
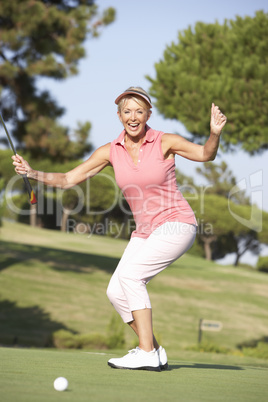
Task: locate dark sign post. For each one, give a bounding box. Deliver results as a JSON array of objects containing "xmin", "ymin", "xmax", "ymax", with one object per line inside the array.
[{"xmin": 198, "ymin": 319, "xmax": 223, "ymax": 343}]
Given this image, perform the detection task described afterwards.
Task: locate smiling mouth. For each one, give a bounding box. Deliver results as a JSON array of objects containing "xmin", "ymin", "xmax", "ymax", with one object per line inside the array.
[{"xmin": 128, "ymin": 123, "xmax": 140, "ymax": 129}]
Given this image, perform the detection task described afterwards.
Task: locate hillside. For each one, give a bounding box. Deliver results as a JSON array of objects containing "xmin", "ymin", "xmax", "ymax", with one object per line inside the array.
[{"xmin": 1, "ymin": 221, "xmax": 268, "ymax": 351}]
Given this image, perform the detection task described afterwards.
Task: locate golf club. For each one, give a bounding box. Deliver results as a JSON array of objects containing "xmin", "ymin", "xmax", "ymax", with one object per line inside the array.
[{"xmin": 0, "ymin": 112, "xmax": 37, "ymax": 205}]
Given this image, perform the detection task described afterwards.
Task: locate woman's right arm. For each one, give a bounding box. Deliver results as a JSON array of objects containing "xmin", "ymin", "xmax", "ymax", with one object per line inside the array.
[{"xmin": 12, "ymin": 143, "xmax": 111, "ymax": 189}]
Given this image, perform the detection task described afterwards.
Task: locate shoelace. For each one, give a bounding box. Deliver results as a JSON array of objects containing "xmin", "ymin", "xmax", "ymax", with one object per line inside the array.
[{"xmin": 127, "ymin": 347, "xmax": 140, "ymax": 355}]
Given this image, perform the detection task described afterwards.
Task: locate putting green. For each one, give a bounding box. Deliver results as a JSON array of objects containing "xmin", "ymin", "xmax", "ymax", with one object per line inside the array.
[{"xmin": 0, "ymin": 347, "xmax": 267, "ymax": 402}]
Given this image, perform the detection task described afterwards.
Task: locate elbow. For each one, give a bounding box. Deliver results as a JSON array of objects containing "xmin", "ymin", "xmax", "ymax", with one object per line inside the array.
[
  {"xmin": 63, "ymin": 183, "xmax": 76, "ymax": 190},
  {"xmin": 208, "ymin": 154, "xmax": 216, "ymax": 161},
  {"xmin": 63, "ymin": 171, "xmax": 84, "ymax": 189},
  {"xmin": 202, "ymin": 150, "xmax": 217, "ymax": 162},
  {"xmin": 201, "ymin": 155, "xmax": 215, "ymax": 162},
  {"xmin": 62, "ymin": 173, "xmax": 75, "ymax": 189},
  {"xmin": 62, "ymin": 183, "xmax": 74, "ymax": 190},
  {"xmin": 201, "ymin": 146, "xmax": 216, "ymax": 162}
]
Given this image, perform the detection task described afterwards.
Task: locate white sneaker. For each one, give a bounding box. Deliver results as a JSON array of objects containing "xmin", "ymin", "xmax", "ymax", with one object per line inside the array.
[
  {"xmin": 108, "ymin": 347, "xmax": 161, "ymax": 371},
  {"xmin": 157, "ymin": 346, "xmax": 168, "ymax": 370}
]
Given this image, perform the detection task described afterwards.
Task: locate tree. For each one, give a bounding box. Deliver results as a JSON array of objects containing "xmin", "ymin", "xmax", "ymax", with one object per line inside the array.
[
  {"xmin": 147, "ymin": 11, "xmax": 268, "ymax": 154},
  {"xmin": 227, "ymin": 201, "xmax": 268, "ymax": 266},
  {"xmin": 175, "ymin": 167, "xmax": 196, "ymax": 188},
  {"xmin": 0, "ymin": 0, "xmax": 115, "ymax": 161},
  {"xmin": 188, "ymin": 193, "xmax": 237, "ymax": 260},
  {"xmin": 187, "ymin": 192, "xmax": 268, "ymax": 262},
  {"xmin": 196, "ymin": 161, "xmax": 249, "ymax": 204},
  {"xmin": 193, "ymin": 161, "xmax": 264, "ymax": 264},
  {"xmin": 0, "ymin": 149, "xmax": 81, "ymax": 226},
  {"xmin": 233, "ymin": 230, "xmax": 260, "ymax": 267}
]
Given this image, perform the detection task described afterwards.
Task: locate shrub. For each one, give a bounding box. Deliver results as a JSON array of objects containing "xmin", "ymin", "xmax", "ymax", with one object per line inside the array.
[
  {"xmin": 237, "ymin": 336, "xmax": 268, "ymax": 359},
  {"xmin": 186, "ymin": 337, "xmax": 268, "ymax": 360},
  {"xmin": 242, "ymin": 342, "xmax": 268, "ymax": 359},
  {"xmin": 186, "ymin": 342, "xmax": 231, "ymax": 354},
  {"xmin": 52, "ymin": 314, "xmax": 125, "ymax": 350},
  {"xmin": 52, "ymin": 330, "xmax": 108, "ymax": 349},
  {"xmin": 77, "ymin": 333, "xmax": 108, "ymax": 349},
  {"xmin": 257, "ymin": 256, "xmax": 268, "ymax": 273},
  {"xmin": 52, "ymin": 330, "xmax": 80, "ymax": 349},
  {"xmin": 106, "ymin": 314, "xmax": 125, "ymax": 349}
]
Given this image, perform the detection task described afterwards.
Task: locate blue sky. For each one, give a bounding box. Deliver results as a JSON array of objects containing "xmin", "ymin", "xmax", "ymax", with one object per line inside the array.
[{"xmin": 38, "ymin": 0, "xmax": 268, "ymax": 212}]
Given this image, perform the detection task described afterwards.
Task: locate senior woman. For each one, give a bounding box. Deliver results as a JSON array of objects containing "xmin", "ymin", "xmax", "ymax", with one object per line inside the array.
[{"xmin": 12, "ymin": 86, "xmax": 227, "ymax": 372}]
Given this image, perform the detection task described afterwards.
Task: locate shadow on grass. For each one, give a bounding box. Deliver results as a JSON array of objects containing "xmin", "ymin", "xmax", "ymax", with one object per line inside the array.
[
  {"xmin": 0, "ymin": 299, "xmax": 75, "ymax": 347},
  {"xmin": 0, "ymin": 240, "xmax": 120, "ymax": 274},
  {"xmin": 168, "ymin": 363, "xmax": 244, "ymax": 371}
]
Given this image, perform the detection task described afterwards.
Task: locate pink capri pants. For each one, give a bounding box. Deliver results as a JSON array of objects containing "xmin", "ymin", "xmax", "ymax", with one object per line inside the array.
[{"xmin": 106, "ymin": 222, "xmax": 196, "ymax": 323}]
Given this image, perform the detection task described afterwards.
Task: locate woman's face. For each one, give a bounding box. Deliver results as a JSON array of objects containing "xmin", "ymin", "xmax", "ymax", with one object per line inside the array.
[{"xmin": 118, "ymin": 98, "xmax": 151, "ymax": 141}]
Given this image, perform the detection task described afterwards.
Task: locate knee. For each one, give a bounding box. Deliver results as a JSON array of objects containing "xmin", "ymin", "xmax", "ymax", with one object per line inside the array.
[
  {"xmin": 106, "ymin": 280, "xmax": 121, "ymax": 305},
  {"xmin": 106, "ymin": 283, "xmax": 115, "ymax": 304},
  {"xmin": 106, "ymin": 273, "xmax": 131, "ymax": 304}
]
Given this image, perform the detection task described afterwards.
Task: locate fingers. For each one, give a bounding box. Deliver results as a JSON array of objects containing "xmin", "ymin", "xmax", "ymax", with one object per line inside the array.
[
  {"xmin": 210, "ymin": 103, "xmax": 227, "ymax": 136},
  {"xmin": 12, "ymin": 153, "xmax": 30, "ymax": 175},
  {"xmin": 211, "ymin": 103, "xmax": 227, "ymax": 123},
  {"xmin": 11, "ymin": 153, "xmax": 22, "ymax": 164},
  {"xmin": 12, "ymin": 153, "xmax": 23, "ymax": 167}
]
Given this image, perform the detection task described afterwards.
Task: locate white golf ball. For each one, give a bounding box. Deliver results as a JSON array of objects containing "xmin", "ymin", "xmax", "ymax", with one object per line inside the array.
[{"xmin": 53, "ymin": 377, "xmax": 68, "ymax": 391}]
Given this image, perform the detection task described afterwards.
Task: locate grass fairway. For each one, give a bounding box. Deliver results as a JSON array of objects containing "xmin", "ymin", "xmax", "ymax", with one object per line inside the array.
[{"xmin": 1, "ymin": 347, "xmax": 268, "ymax": 402}]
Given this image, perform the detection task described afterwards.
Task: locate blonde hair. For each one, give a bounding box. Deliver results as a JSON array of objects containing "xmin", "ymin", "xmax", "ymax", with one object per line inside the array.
[{"xmin": 117, "ymin": 86, "xmax": 152, "ymax": 115}]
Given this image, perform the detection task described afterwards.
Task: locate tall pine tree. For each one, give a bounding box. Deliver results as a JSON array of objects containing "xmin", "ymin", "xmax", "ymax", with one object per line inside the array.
[
  {"xmin": 0, "ymin": 0, "xmax": 115, "ymax": 161},
  {"xmin": 147, "ymin": 11, "xmax": 268, "ymax": 154}
]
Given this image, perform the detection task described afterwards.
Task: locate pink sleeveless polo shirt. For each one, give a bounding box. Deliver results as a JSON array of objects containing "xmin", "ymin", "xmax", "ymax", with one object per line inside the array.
[{"xmin": 109, "ymin": 126, "xmax": 197, "ymax": 239}]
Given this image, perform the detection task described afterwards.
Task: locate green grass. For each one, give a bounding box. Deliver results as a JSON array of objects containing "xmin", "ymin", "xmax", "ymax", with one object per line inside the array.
[
  {"xmin": 1, "ymin": 221, "xmax": 268, "ymax": 351},
  {"xmin": 1, "ymin": 221, "xmax": 268, "ymax": 350},
  {"xmin": 1, "ymin": 221, "xmax": 268, "ymax": 401},
  {"xmin": 0, "ymin": 347, "xmax": 268, "ymax": 402}
]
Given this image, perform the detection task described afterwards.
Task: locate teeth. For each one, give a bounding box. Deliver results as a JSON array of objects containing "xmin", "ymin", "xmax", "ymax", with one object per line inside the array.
[{"xmin": 130, "ymin": 124, "xmax": 138, "ymax": 127}]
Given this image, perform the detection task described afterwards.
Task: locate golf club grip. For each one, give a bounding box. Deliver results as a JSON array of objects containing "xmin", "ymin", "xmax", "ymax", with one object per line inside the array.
[{"xmin": 22, "ymin": 174, "xmax": 37, "ymax": 205}]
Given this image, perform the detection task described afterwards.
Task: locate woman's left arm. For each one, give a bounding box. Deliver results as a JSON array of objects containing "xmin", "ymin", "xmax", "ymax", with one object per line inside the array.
[{"xmin": 162, "ymin": 103, "xmax": 227, "ymax": 162}]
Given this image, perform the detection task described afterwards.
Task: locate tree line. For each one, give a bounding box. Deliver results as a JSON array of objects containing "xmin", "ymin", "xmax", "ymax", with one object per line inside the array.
[
  {"xmin": 1, "ymin": 150, "xmax": 267, "ymax": 267},
  {"xmin": 0, "ymin": 3, "xmax": 267, "ymax": 267}
]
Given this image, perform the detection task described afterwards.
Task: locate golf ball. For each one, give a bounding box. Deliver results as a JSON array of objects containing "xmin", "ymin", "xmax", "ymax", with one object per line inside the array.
[{"xmin": 54, "ymin": 377, "xmax": 68, "ymax": 391}]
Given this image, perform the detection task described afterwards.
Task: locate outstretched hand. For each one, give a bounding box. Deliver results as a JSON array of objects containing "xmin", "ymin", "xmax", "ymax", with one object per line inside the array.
[
  {"xmin": 210, "ymin": 103, "xmax": 227, "ymax": 136},
  {"xmin": 12, "ymin": 154, "xmax": 32, "ymax": 176}
]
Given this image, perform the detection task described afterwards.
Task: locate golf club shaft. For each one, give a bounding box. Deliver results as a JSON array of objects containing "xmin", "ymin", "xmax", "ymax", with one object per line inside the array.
[
  {"xmin": 0, "ymin": 112, "xmax": 16, "ymax": 155},
  {"xmin": 0, "ymin": 112, "xmax": 37, "ymax": 205}
]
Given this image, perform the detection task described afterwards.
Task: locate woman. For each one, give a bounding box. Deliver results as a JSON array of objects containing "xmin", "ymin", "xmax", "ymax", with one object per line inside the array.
[{"xmin": 12, "ymin": 87, "xmax": 227, "ymax": 372}]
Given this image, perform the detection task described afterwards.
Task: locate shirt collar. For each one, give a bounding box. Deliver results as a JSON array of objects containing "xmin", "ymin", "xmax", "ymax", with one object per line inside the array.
[{"xmin": 115, "ymin": 125, "xmax": 155, "ymax": 145}]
